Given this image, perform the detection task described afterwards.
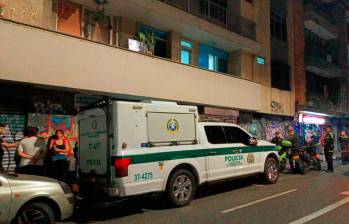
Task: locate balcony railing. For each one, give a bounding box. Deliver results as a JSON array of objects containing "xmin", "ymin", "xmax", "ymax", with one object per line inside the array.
[
  {"xmin": 161, "ymin": 0, "xmax": 256, "ymax": 40},
  {"xmin": 0, "ymin": 19, "xmax": 263, "ymax": 112},
  {"xmin": 305, "ymin": 49, "xmax": 341, "ymax": 77},
  {"xmin": 304, "ymin": 0, "xmax": 338, "ymax": 26},
  {"xmin": 305, "ymin": 43, "xmax": 339, "ymax": 65}
]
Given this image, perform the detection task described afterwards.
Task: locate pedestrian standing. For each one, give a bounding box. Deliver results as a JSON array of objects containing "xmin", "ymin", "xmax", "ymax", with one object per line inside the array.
[
  {"xmin": 49, "ymin": 130, "xmax": 69, "ymax": 181},
  {"xmin": 0, "ymin": 123, "xmax": 19, "ymax": 172},
  {"xmin": 339, "ymin": 131, "xmax": 349, "ymax": 165},
  {"xmin": 323, "ymin": 126, "xmax": 335, "ymax": 173},
  {"xmin": 16, "ymin": 127, "xmax": 47, "ymax": 175}
]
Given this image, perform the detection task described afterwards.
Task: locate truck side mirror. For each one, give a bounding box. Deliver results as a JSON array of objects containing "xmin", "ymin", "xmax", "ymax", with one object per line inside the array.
[{"xmin": 249, "ymin": 137, "xmax": 258, "ymax": 146}]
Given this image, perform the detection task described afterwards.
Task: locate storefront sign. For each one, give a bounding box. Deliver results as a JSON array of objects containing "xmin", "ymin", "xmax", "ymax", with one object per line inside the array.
[
  {"xmin": 298, "ymin": 111, "xmax": 330, "ymax": 125},
  {"xmin": 299, "ymin": 113, "xmax": 326, "ymax": 125}
]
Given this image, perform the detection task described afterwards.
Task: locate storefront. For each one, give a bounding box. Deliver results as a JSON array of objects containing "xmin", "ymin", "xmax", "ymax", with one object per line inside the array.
[
  {"xmin": 0, "ymin": 82, "xmax": 78, "ymax": 171},
  {"xmin": 295, "ymin": 111, "xmax": 342, "ymax": 157}
]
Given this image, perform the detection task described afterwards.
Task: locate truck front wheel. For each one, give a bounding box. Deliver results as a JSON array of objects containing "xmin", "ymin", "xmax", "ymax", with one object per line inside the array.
[{"xmin": 166, "ymin": 169, "xmax": 197, "ymax": 207}]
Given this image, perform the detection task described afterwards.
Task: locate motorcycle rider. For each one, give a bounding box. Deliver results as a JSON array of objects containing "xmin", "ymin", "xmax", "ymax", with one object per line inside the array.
[
  {"xmin": 323, "ymin": 126, "xmax": 335, "ymax": 173},
  {"xmin": 306, "ymin": 133, "xmax": 321, "ymax": 170},
  {"xmin": 272, "ymin": 131, "xmax": 283, "ymax": 148},
  {"xmin": 288, "ymin": 129, "xmax": 300, "ymax": 171}
]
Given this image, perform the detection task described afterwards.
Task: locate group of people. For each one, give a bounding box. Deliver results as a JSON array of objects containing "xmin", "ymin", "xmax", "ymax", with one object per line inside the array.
[
  {"xmin": 272, "ymin": 126, "xmax": 337, "ymax": 173},
  {"xmin": 0, "ymin": 123, "xmax": 74, "ymax": 182}
]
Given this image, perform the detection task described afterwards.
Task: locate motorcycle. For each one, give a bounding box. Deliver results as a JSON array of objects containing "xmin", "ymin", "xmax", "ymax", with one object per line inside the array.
[
  {"xmin": 291, "ymin": 144, "xmax": 322, "ymax": 174},
  {"xmin": 291, "ymin": 146, "xmax": 308, "ymax": 174},
  {"xmin": 305, "ymin": 144, "xmax": 321, "ymax": 171},
  {"xmin": 277, "ymin": 140, "xmax": 292, "ymax": 173}
]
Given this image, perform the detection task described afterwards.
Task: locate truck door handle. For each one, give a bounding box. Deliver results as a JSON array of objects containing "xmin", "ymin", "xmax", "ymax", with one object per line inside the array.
[{"xmin": 209, "ymin": 151, "xmax": 217, "ymax": 155}]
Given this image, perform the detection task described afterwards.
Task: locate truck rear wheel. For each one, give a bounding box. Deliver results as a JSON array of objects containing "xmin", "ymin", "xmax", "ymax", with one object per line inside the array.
[
  {"xmin": 166, "ymin": 169, "xmax": 197, "ymax": 207},
  {"xmin": 263, "ymin": 157, "xmax": 279, "ymax": 184}
]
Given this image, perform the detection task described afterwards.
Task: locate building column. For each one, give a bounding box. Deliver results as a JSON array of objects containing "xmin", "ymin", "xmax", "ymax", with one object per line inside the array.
[
  {"xmin": 289, "ymin": 0, "xmax": 305, "ymax": 111},
  {"xmin": 170, "ymin": 31, "xmax": 181, "ymax": 62}
]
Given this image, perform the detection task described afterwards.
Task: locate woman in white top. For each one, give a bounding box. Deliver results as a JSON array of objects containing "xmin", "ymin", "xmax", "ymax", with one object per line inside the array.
[{"xmin": 16, "ymin": 127, "xmax": 47, "ymax": 175}]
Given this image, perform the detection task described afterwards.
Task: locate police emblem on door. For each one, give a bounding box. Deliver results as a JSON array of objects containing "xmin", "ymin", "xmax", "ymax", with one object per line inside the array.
[
  {"xmin": 167, "ymin": 119, "xmax": 179, "ymax": 133},
  {"xmin": 247, "ymin": 153, "xmax": 254, "ymax": 164}
]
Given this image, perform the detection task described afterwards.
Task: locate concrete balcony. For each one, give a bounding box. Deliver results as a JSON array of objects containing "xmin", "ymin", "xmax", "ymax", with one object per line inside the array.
[
  {"xmin": 305, "ymin": 53, "xmax": 341, "ymax": 78},
  {"xmin": 161, "ymin": 0, "xmax": 256, "ymax": 40},
  {"xmin": 304, "ymin": 3, "xmax": 338, "ymax": 40},
  {"xmin": 0, "ymin": 19, "xmax": 262, "ymax": 111},
  {"xmin": 70, "ymin": 0, "xmax": 261, "ymax": 54}
]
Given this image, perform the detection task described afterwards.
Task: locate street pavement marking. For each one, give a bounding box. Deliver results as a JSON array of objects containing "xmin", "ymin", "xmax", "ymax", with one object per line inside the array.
[
  {"xmin": 221, "ymin": 188, "xmax": 297, "ymax": 214},
  {"xmin": 288, "ymin": 191, "xmax": 349, "ymax": 224}
]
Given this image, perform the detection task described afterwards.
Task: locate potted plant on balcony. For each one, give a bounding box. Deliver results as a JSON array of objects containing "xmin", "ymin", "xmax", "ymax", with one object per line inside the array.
[
  {"xmin": 0, "ymin": 3, "xmax": 5, "ymax": 18},
  {"xmin": 136, "ymin": 32, "xmax": 147, "ymax": 54},
  {"xmin": 145, "ymin": 31, "xmax": 156, "ymax": 55},
  {"xmin": 92, "ymin": 0, "xmax": 108, "ymax": 23}
]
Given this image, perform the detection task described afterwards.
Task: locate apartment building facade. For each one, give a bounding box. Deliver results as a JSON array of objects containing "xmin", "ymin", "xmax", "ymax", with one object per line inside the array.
[
  {"xmin": 283, "ymin": 0, "xmax": 349, "ymax": 148},
  {"xmin": 0, "ymin": 0, "xmax": 295, "ymax": 141}
]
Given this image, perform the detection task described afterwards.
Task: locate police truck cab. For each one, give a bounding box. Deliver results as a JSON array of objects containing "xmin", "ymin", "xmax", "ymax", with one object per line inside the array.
[{"xmin": 77, "ymin": 101, "xmax": 279, "ymax": 207}]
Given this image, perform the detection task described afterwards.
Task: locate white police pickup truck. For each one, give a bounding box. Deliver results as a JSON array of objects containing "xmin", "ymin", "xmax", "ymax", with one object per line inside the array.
[{"xmin": 77, "ymin": 101, "xmax": 278, "ymax": 207}]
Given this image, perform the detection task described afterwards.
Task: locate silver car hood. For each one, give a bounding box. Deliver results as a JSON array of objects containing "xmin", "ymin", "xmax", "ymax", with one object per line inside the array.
[{"xmin": 5, "ymin": 173, "xmax": 58, "ymax": 187}]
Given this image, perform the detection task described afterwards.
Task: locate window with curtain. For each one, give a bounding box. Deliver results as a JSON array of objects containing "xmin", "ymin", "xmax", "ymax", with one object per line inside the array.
[{"xmin": 198, "ymin": 44, "xmax": 228, "ymax": 73}]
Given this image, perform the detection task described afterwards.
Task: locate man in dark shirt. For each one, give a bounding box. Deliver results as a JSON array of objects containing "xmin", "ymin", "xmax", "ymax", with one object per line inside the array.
[
  {"xmin": 0, "ymin": 123, "xmax": 19, "ymax": 172},
  {"xmin": 323, "ymin": 126, "xmax": 335, "ymax": 173},
  {"xmin": 339, "ymin": 131, "xmax": 349, "ymax": 165}
]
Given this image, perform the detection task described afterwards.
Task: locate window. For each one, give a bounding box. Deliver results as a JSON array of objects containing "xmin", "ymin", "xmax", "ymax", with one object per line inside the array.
[
  {"xmin": 271, "ymin": 60, "xmax": 290, "ymax": 90},
  {"xmin": 83, "ymin": 9, "xmax": 112, "ymax": 45},
  {"xmin": 139, "ymin": 25, "xmax": 168, "ymax": 58},
  {"xmin": 199, "ymin": 44, "xmax": 228, "ymax": 73},
  {"xmin": 199, "ymin": 0, "xmax": 228, "ymax": 24},
  {"xmin": 205, "ymin": 126, "xmax": 227, "ymax": 144},
  {"xmin": 305, "ymin": 29, "xmax": 339, "ymax": 65},
  {"xmin": 270, "ymin": 11, "xmax": 287, "ymax": 42},
  {"xmin": 181, "ymin": 40, "xmax": 192, "ymax": 65},
  {"xmin": 223, "ymin": 127, "xmax": 250, "ymax": 145}
]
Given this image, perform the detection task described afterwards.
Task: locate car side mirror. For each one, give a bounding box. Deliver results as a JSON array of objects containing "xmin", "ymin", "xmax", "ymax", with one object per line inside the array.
[{"xmin": 249, "ymin": 137, "xmax": 258, "ymax": 146}]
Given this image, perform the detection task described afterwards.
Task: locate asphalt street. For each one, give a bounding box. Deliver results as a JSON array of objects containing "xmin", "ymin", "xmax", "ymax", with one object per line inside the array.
[{"xmin": 65, "ymin": 163, "xmax": 349, "ymax": 224}]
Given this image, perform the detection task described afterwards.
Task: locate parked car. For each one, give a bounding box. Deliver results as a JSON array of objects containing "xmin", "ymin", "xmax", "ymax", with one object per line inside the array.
[
  {"xmin": 76, "ymin": 100, "xmax": 279, "ymax": 207},
  {"xmin": 0, "ymin": 173, "xmax": 75, "ymax": 224}
]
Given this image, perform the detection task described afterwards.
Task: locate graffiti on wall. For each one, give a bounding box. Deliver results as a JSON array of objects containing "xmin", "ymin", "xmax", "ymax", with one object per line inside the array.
[
  {"xmin": 265, "ymin": 124, "xmax": 285, "ymax": 141},
  {"xmin": 0, "ymin": 115, "xmax": 26, "ymax": 171},
  {"xmin": 240, "ymin": 120, "xmax": 291, "ymax": 141},
  {"xmin": 271, "ymin": 101, "xmax": 284, "ymax": 113},
  {"xmin": 27, "ymin": 114, "xmax": 77, "ymax": 146},
  {"xmin": 34, "ymin": 100, "xmax": 65, "ymax": 115}
]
